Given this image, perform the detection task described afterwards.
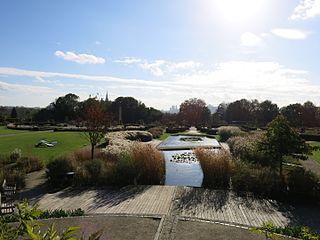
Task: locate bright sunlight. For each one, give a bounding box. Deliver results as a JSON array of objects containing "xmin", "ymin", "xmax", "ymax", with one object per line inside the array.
[{"xmin": 213, "ymin": 0, "xmax": 266, "ymax": 24}]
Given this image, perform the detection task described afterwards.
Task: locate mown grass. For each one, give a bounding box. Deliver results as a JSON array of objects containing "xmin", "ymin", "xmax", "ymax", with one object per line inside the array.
[
  {"xmin": 0, "ymin": 131, "xmax": 88, "ymax": 164},
  {"xmin": 308, "ymin": 141, "xmax": 320, "ymax": 164},
  {"xmin": 0, "ymin": 126, "xmax": 31, "ymax": 135},
  {"xmin": 158, "ymin": 131, "xmax": 189, "ymax": 140}
]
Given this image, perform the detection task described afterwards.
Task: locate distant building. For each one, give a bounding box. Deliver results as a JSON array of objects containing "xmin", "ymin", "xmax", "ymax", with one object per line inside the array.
[{"xmin": 168, "ymin": 105, "xmax": 179, "ymax": 114}]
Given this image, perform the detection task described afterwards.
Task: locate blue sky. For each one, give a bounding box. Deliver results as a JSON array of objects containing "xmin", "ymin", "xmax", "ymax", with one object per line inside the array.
[{"xmin": 1, "ymin": 0, "xmax": 320, "ymax": 110}]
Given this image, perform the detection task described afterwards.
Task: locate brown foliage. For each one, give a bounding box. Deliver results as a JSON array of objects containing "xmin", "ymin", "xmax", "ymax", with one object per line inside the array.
[{"xmin": 194, "ymin": 148, "xmax": 233, "ymax": 188}]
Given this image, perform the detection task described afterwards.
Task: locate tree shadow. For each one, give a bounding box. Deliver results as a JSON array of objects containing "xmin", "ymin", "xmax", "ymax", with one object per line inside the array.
[
  {"xmin": 176, "ymin": 187, "xmax": 230, "ymax": 214},
  {"xmin": 53, "ymin": 185, "xmax": 151, "ymax": 212},
  {"xmin": 276, "ymin": 202, "xmax": 320, "ymax": 232},
  {"xmin": 18, "ymin": 182, "xmax": 48, "ymax": 204},
  {"xmin": 232, "ymin": 193, "xmax": 320, "ymax": 232}
]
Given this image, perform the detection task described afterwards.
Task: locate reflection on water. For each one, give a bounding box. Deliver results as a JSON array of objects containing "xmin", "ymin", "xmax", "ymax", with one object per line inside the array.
[
  {"xmin": 158, "ymin": 135, "xmax": 220, "ymax": 150},
  {"xmin": 163, "ymin": 150, "xmax": 203, "ymax": 187}
]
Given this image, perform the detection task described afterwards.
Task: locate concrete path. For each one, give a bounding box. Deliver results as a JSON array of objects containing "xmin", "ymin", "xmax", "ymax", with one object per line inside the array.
[
  {"xmin": 35, "ymin": 185, "xmax": 320, "ymax": 233},
  {"xmin": 38, "ymin": 215, "xmax": 270, "ymax": 240},
  {"xmin": 301, "ymin": 158, "xmax": 320, "ymax": 177}
]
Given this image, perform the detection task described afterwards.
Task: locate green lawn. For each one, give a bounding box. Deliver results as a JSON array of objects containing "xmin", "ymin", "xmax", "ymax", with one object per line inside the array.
[
  {"xmin": 158, "ymin": 131, "xmax": 191, "ymax": 140},
  {"xmin": 0, "ymin": 126, "xmax": 32, "ymax": 135},
  {"xmin": 308, "ymin": 141, "xmax": 320, "ymax": 164},
  {"xmin": 0, "ymin": 131, "xmax": 88, "ymax": 164}
]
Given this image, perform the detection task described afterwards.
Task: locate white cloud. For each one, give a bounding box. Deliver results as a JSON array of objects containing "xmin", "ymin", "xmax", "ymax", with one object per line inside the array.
[
  {"xmin": 95, "ymin": 41, "xmax": 101, "ymax": 45},
  {"xmin": 271, "ymin": 28, "xmax": 310, "ymax": 40},
  {"xmin": 139, "ymin": 60, "xmax": 166, "ymax": 76},
  {"xmin": 170, "ymin": 61, "xmax": 320, "ymax": 106},
  {"xmin": 55, "ymin": 51, "xmax": 105, "ymax": 64},
  {"xmin": 241, "ymin": 32, "xmax": 262, "ymax": 47},
  {"xmin": 290, "ymin": 0, "xmax": 320, "ymax": 20},
  {"xmin": 0, "ymin": 81, "xmax": 52, "ymax": 93},
  {"xmin": 0, "ymin": 67, "xmax": 166, "ymax": 88},
  {"xmin": 113, "ymin": 57, "xmax": 142, "ymax": 64},
  {"xmin": 115, "ymin": 57, "xmax": 202, "ymax": 76},
  {"xmin": 1, "ymin": 62, "xmax": 320, "ymax": 108},
  {"xmin": 167, "ymin": 61, "xmax": 202, "ymax": 71}
]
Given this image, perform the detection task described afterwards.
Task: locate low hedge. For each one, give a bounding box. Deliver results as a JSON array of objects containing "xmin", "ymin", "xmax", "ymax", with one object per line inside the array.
[{"xmin": 300, "ymin": 134, "xmax": 320, "ymax": 141}]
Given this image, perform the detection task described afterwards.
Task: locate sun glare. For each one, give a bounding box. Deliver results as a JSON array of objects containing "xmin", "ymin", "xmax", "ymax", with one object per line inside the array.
[{"xmin": 213, "ymin": 0, "xmax": 265, "ymax": 24}]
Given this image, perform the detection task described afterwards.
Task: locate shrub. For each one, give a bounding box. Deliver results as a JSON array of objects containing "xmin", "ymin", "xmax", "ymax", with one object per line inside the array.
[
  {"xmin": 2, "ymin": 208, "xmax": 85, "ymax": 223},
  {"xmin": 217, "ymin": 126, "xmax": 244, "ymax": 142},
  {"xmin": 9, "ymin": 148, "xmax": 21, "ymax": 162},
  {"xmin": 252, "ymin": 221, "xmax": 320, "ymax": 240},
  {"xmin": 16, "ymin": 156, "xmax": 44, "ymax": 173},
  {"xmin": 125, "ymin": 131, "xmax": 153, "ymax": 142},
  {"xmin": 287, "ymin": 168, "xmax": 320, "ymax": 201},
  {"xmin": 48, "ymin": 143, "xmax": 165, "ymax": 187},
  {"xmin": 46, "ymin": 157, "xmax": 75, "ymax": 187},
  {"xmin": 231, "ymin": 162, "xmax": 283, "ymax": 197},
  {"xmin": 227, "ymin": 133, "xmax": 273, "ymax": 166},
  {"xmin": 5, "ymin": 170, "xmax": 26, "ymax": 189},
  {"xmin": 148, "ymin": 127, "xmax": 164, "ymax": 138},
  {"xmin": 166, "ymin": 127, "xmax": 188, "ymax": 133},
  {"xmin": 0, "ymin": 154, "xmax": 14, "ymax": 165},
  {"xmin": 194, "ymin": 148, "xmax": 233, "ymax": 189}
]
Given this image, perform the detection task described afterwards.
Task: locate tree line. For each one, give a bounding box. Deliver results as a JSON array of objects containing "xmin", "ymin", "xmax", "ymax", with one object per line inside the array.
[
  {"xmin": 0, "ymin": 93, "xmax": 163, "ymax": 125},
  {"xmin": 1, "ymin": 94, "xmax": 320, "ymax": 128},
  {"xmin": 164, "ymin": 98, "xmax": 320, "ymax": 128}
]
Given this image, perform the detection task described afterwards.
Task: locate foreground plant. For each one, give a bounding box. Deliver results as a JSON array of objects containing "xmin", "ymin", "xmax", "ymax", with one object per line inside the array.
[
  {"xmin": 0, "ymin": 201, "xmax": 103, "ymax": 240},
  {"xmin": 251, "ymin": 221, "xmax": 320, "ymax": 240}
]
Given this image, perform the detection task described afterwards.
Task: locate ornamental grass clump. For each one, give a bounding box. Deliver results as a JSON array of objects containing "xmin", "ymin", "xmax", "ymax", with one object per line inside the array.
[
  {"xmin": 47, "ymin": 143, "xmax": 165, "ymax": 187},
  {"xmin": 148, "ymin": 127, "xmax": 164, "ymax": 138},
  {"xmin": 129, "ymin": 143, "xmax": 165, "ymax": 185},
  {"xmin": 227, "ymin": 132, "xmax": 272, "ymax": 166},
  {"xmin": 194, "ymin": 148, "xmax": 233, "ymax": 189},
  {"xmin": 217, "ymin": 126, "xmax": 245, "ymax": 142}
]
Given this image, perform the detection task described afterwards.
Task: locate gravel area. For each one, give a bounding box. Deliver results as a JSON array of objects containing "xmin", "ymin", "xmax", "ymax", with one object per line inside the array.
[
  {"xmin": 175, "ymin": 220, "xmax": 265, "ymax": 240},
  {"xmin": 38, "ymin": 215, "xmax": 160, "ymax": 240}
]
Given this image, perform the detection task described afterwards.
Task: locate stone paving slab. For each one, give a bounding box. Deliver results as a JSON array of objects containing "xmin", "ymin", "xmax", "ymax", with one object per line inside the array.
[
  {"xmin": 37, "ymin": 185, "xmax": 175, "ymax": 216},
  {"xmin": 36, "ymin": 185, "xmax": 320, "ymax": 232}
]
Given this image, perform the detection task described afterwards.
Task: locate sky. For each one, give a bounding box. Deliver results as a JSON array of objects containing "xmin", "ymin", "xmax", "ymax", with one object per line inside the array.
[{"xmin": 1, "ymin": 0, "xmax": 320, "ymax": 110}]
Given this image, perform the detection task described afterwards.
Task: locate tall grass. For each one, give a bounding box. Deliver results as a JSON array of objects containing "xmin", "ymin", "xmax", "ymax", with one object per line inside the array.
[
  {"xmin": 47, "ymin": 143, "xmax": 165, "ymax": 187},
  {"xmin": 148, "ymin": 127, "xmax": 164, "ymax": 138},
  {"xmin": 194, "ymin": 148, "xmax": 233, "ymax": 189},
  {"xmin": 217, "ymin": 126, "xmax": 245, "ymax": 142},
  {"xmin": 130, "ymin": 143, "xmax": 165, "ymax": 184},
  {"xmin": 227, "ymin": 132, "xmax": 273, "ymax": 166}
]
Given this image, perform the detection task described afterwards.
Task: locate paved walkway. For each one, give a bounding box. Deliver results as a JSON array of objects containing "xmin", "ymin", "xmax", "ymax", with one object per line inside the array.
[
  {"xmin": 36, "ymin": 185, "xmax": 320, "ymax": 234},
  {"xmin": 301, "ymin": 158, "xmax": 320, "ymax": 177}
]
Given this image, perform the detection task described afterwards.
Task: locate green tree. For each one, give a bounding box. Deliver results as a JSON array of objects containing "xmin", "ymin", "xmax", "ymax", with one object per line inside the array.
[
  {"xmin": 264, "ymin": 115, "xmax": 309, "ymax": 177},
  {"xmin": 10, "ymin": 107, "xmax": 18, "ymax": 119},
  {"xmin": 256, "ymin": 100, "xmax": 279, "ymax": 126},
  {"xmin": 53, "ymin": 93, "xmax": 80, "ymax": 122},
  {"xmin": 280, "ymin": 103, "xmax": 303, "ymax": 127}
]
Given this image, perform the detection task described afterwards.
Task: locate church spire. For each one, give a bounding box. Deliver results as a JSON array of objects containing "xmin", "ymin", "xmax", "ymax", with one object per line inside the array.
[{"xmin": 105, "ymin": 91, "xmax": 109, "ymax": 102}]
